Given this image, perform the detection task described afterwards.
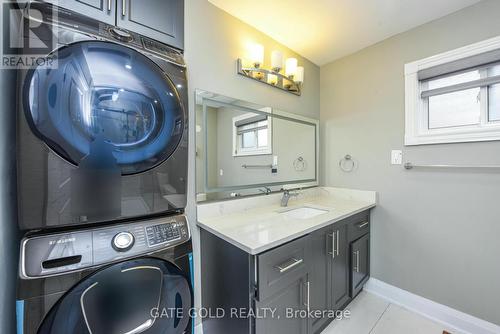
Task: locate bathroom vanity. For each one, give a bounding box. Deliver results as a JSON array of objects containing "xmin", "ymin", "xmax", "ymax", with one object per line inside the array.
[{"xmin": 197, "ymin": 187, "xmax": 376, "ymax": 334}]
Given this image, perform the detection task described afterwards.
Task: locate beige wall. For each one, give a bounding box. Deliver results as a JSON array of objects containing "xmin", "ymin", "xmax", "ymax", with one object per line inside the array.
[
  {"xmin": 184, "ymin": 0, "xmax": 320, "ymax": 317},
  {"xmin": 320, "ymin": 0, "xmax": 500, "ymax": 325}
]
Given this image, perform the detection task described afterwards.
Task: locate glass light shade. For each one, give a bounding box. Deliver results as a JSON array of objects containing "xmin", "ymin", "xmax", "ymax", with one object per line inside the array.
[
  {"xmin": 295, "ymin": 66, "xmax": 304, "ymax": 83},
  {"xmin": 249, "ymin": 43, "xmax": 264, "ymax": 67},
  {"xmin": 285, "ymin": 58, "xmax": 298, "ymax": 77},
  {"xmin": 271, "ymin": 51, "xmax": 283, "ymax": 71}
]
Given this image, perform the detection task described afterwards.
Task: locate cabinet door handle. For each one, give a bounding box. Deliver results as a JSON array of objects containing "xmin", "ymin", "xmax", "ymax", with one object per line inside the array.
[
  {"xmin": 357, "ymin": 221, "xmax": 369, "ymax": 229},
  {"xmin": 331, "ymin": 232, "xmax": 336, "ymax": 259},
  {"xmin": 107, "ymin": 0, "xmax": 111, "ymax": 11},
  {"xmin": 122, "ymin": 0, "xmax": 126, "ymax": 16},
  {"xmin": 336, "ymin": 230, "xmax": 340, "ymax": 256},
  {"xmin": 327, "ymin": 233, "xmax": 334, "ymax": 258},
  {"xmin": 353, "ymin": 251, "xmax": 360, "ymax": 272},
  {"xmin": 303, "ymin": 281, "xmax": 310, "ymax": 313},
  {"xmin": 275, "ymin": 258, "xmax": 303, "ymax": 273}
]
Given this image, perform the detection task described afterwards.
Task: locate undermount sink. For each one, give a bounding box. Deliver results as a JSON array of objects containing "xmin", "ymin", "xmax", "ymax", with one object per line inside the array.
[{"xmin": 280, "ymin": 206, "xmax": 329, "ymax": 219}]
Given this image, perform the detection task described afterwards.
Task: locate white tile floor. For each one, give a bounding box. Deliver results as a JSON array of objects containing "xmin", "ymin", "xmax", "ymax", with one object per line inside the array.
[{"xmin": 321, "ymin": 291, "xmax": 461, "ymax": 334}]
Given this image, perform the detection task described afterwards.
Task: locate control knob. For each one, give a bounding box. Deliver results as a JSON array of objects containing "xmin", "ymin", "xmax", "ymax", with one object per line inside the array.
[{"xmin": 112, "ymin": 232, "xmax": 135, "ymax": 252}]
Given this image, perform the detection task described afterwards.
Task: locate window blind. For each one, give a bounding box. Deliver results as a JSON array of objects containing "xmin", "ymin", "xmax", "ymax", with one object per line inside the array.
[{"xmin": 419, "ymin": 49, "xmax": 500, "ymax": 99}]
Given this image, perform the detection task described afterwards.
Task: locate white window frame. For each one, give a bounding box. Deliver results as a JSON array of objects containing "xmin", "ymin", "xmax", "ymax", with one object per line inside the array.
[
  {"xmin": 232, "ymin": 112, "xmax": 272, "ymax": 157},
  {"xmin": 405, "ymin": 36, "xmax": 500, "ymax": 146}
]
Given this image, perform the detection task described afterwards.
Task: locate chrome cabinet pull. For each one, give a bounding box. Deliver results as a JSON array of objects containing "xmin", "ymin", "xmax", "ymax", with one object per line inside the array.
[
  {"xmin": 275, "ymin": 258, "xmax": 303, "ymax": 273},
  {"xmin": 331, "ymin": 232, "xmax": 336, "ymax": 259},
  {"xmin": 122, "ymin": 0, "xmax": 126, "ymax": 16},
  {"xmin": 353, "ymin": 251, "xmax": 360, "ymax": 272},
  {"xmin": 336, "ymin": 230, "xmax": 340, "ymax": 256},
  {"xmin": 327, "ymin": 233, "xmax": 334, "ymax": 257},
  {"xmin": 358, "ymin": 221, "xmax": 369, "ymax": 229},
  {"xmin": 107, "ymin": 0, "xmax": 111, "ymax": 11},
  {"xmin": 303, "ymin": 281, "xmax": 310, "ymax": 313}
]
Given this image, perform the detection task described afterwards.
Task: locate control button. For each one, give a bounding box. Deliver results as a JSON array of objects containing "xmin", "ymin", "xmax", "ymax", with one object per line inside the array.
[
  {"xmin": 109, "ymin": 27, "xmax": 133, "ymax": 42},
  {"xmin": 112, "ymin": 232, "xmax": 135, "ymax": 252}
]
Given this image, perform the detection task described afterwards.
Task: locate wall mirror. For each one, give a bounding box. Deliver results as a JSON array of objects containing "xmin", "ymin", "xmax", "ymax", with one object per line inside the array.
[{"xmin": 195, "ymin": 90, "xmax": 319, "ymax": 201}]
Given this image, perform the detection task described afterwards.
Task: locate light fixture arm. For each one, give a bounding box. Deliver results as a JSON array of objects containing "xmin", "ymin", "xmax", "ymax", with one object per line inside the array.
[{"xmin": 236, "ymin": 59, "xmax": 302, "ymax": 96}]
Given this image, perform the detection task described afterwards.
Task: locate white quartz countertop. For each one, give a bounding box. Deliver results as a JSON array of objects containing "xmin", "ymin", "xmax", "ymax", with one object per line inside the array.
[{"xmin": 197, "ymin": 187, "xmax": 377, "ymax": 255}]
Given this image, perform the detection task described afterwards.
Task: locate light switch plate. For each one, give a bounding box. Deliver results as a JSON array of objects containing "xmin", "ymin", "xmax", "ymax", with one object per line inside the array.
[{"xmin": 391, "ymin": 150, "xmax": 403, "ymax": 165}]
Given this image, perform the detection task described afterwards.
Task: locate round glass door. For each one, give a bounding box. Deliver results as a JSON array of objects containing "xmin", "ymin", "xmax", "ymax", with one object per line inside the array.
[
  {"xmin": 38, "ymin": 258, "xmax": 192, "ymax": 334},
  {"xmin": 25, "ymin": 41, "xmax": 185, "ymax": 175}
]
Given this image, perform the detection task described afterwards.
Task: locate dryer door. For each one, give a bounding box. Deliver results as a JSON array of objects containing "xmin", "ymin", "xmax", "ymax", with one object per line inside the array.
[
  {"xmin": 25, "ymin": 41, "xmax": 185, "ymax": 175},
  {"xmin": 37, "ymin": 258, "xmax": 192, "ymax": 334}
]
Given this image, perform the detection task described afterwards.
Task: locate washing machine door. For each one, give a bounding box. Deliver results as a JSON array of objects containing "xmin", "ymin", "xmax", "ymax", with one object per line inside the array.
[
  {"xmin": 25, "ymin": 41, "xmax": 185, "ymax": 175},
  {"xmin": 37, "ymin": 258, "xmax": 192, "ymax": 334}
]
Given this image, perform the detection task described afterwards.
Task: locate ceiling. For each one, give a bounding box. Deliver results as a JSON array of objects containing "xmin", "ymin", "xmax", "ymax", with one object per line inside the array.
[{"xmin": 208, "ymin": 0, "xmax": 481, "ymax": 66}]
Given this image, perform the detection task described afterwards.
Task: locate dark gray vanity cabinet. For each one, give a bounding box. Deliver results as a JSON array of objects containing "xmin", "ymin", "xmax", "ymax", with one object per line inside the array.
[
  {"xmin": 350, "ymin": 233, "xmax": 370, "ymax": 297},
  {"xmin": 309, "ymin": 223, "xmax": 350, "ymax": 334},
  {"xmin": 44, "ymin": 0, "xmax": 116, "ymax": 24},
  {"xmin": 254, "ymin": 273, "xmax": 310, "ymax": 334},
  {"xmin": 45, "ymin": 0, "xmax": 184, "ymax": 49},
  {"xmin": 331, "ymin": 224, "xmax": 351, "ymax": 310},
  {"xmin": 254, "ymin": 235, "xmax": 311, "ymax": 333},
  {"xmin": 309, "ymin": 226, "xmax": 332, "ymax": 333},
  {"xmin": 346, "ymin": 213, "xmax": 370, "ymax": 298},
  {"xmin": 117, "ymin": 0, "xmax": 184, "ymax": 50},
  {"xmin": 200, "ymin": 209, "xmax": 372, "ymax": 334}
]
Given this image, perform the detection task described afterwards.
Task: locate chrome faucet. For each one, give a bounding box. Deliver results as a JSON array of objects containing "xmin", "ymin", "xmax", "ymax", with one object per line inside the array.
[{"xmin": 281, "ymin": 190, "xmax": 299, "ymax": 207}]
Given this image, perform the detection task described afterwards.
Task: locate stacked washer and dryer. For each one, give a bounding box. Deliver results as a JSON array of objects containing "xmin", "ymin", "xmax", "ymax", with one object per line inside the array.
[{"xmin": 16, "ymin": 2, "xmax": 193, "ymax": 334}]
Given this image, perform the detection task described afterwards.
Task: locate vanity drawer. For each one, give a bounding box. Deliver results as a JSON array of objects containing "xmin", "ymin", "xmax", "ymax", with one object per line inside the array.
[
  {"xmin": 256, "ymin": 236, "xmax": 308, "ymax": 300},
  {"xmin": 347, "ymin": 211, "xmax": 370, "ymax": 242}
]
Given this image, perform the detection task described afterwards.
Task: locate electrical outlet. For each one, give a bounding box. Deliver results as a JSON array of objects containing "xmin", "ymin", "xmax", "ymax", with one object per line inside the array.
[{"xmin": 391, "ymin": 150, "xmax": 403, "ymax": 165}]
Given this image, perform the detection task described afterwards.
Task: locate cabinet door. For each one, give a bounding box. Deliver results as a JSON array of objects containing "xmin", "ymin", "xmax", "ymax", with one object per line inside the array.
[
  {"xmin": 351, "ymin": 234, "xmax": 370, "ymax": 297},
  {"xmin": 117, "ymin": 0, "xmax": 184, "ymax": 50},
  {"xmin": 332, "ymin": 224, "xmax": 350, "ymax": 310},
  {"xmin": 309, "ymin": 227, "xmax": 332, "ymax": 333},
  {"xmin": 44, "ymin": 0, "xmax": 116, "ymax": 25},
  {"xmin": 255, "ymin": 274, "xmax": 309, "ymax": 334}
]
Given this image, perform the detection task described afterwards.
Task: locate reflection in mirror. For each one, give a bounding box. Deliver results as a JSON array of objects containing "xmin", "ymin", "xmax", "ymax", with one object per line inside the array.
[{"xmin": 195, "ymin": 90, "xmax": 318, "ymax": 201}]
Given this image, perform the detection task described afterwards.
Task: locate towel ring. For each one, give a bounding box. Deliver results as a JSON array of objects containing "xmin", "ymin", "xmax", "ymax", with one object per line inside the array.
[
  {"xmin": 339, "ymin": 154, "xmax": 356, "ymax": 172},
  {"xmin": 293, "ymin": 156, "xmax": 307, "ymax": 171}
]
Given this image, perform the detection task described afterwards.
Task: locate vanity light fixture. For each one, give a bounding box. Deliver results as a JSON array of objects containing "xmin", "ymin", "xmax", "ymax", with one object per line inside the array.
[{"xmin": 237, "ymin": 44, "xmax": 303, "ymax": 96}]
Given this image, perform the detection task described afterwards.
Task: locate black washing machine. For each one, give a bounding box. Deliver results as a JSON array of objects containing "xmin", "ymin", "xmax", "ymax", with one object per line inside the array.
[
  {"xmin": 17, "ymin": 215, "xmax": 194, "ymax": 334},
  {"xmin": 17, "ymin": 2, "xmax": 189, "ymax": 231},
  {"xmin": 15, "ymin": 3, "xmax": 194, "ymax": 334}
]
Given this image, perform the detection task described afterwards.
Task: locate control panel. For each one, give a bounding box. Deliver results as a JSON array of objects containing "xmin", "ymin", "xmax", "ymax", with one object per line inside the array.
[
  {"xmin": 146, "ymin": 223, "xmax": 180, "ymax": 246},
  {"xmin": 21, "ymin": 215, "xmax": 190, "ymax": 279}
]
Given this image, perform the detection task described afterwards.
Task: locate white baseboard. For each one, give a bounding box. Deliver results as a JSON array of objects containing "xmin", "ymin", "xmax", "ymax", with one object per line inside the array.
[{"xmin": 364, "ymin": 278, "xmax": 500, "ymax": 334}]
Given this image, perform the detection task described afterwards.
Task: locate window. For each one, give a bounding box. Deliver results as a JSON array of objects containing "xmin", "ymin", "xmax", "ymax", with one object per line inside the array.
[
  {"xmin": 233, "ymin": 113, "xmax": 272, "ymax": 156},
  {"xmin": 405, "ymin": 36, "xmax": 500, "ymax": 145}
]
